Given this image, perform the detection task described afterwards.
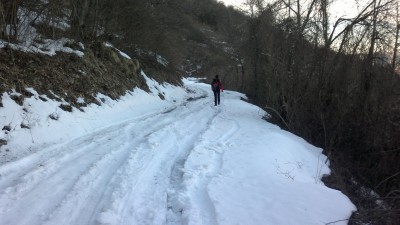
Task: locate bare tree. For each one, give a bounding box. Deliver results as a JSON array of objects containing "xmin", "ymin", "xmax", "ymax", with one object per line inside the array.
[
  {"xmin": 393, "ymin": 3, "xmax": 399, "ymax": 70},
  {"xmin": 0, "ymin": 1, "xmax": 4, "ymax": 37},
  {"xmin": 243, "ymin": 0, "xmax": 265, "ymax": 18},
  {"xmin": 0, "ymin": 0, "xmax": 21, "ymax": 39},
  {"xmin": 69, "ymin": 0, "xmax": 103, "ymax": 42}
]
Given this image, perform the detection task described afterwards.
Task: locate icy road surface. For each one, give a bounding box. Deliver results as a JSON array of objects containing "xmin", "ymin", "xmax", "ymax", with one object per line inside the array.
[{"xmin": 0, "ymin": 78, "xmax": 355, "ymax": 225}]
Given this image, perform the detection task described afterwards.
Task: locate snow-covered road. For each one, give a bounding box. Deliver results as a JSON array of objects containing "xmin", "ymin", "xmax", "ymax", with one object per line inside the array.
[{"xmin": 0, "ymin": 78, "xmax": 355, "ymax": 225}]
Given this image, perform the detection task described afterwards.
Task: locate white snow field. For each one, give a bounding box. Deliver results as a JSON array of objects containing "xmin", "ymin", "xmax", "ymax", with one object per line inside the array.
[{"xmin": 0, "ymin": 76, "xmax": 355, "ymax": 225}]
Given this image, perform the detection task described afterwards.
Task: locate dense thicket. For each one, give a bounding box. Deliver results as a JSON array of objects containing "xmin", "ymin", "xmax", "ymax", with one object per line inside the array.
[
  {"xmin": 1, "ymin": 0, "xmax": 400, "ymax": 223},
  {"xmin": 235, "ymin": 1, "xmax": 400, "ymax": 224}
]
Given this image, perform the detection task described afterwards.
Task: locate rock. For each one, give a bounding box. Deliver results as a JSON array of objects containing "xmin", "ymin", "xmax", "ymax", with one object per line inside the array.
[
  {"xmin": 0, "ymin": 139, "xmax": 7, "ymax": 147},
  {"xmin": 10, "ymin": 95, "xmax": 24, "ymax": 106},
  {"xmin": 49, "ymin": 113, "xmax": 60, "ymax": 120},
  {"xmin": 59, "ymin": 104, "xmax": 73, "ymax": 112},
  {"xmin": 2, "ymin": 125, "xmax": 11, "ymax": 131},
  {"xmin": 21, "ymin": 123, "xmax": 30, "ymax": 129}
]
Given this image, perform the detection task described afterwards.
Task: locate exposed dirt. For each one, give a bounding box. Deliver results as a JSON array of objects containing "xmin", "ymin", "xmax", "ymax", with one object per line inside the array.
[{"xmin": 0, "ymin": 41, "xmax": 152, "ymax": 110}]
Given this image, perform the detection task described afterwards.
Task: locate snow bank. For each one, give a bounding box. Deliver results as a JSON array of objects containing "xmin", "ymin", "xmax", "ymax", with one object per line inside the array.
[
  {"xmin": 0, "ymin": 73, "xmax": 185, "ymax": 164},
  {"xmin": 177, "ymin": 80, "xmax": 356, "ymax": 225}
]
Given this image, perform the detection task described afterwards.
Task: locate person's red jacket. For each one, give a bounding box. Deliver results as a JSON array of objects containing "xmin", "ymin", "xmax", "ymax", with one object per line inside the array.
[{"xmin": 211, "ymin": 79, "xmax": 224, "ymax": 92}]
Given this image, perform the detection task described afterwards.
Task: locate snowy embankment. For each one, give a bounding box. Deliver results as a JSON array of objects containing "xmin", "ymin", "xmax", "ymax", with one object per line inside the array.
[{"xmin": 0, "ymin": 76, "xmax": 355, "ymax": 225}]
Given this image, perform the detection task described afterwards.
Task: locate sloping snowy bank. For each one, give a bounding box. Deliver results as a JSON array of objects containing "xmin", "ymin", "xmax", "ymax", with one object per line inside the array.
[
  {"xmin": 0, "ymin": 73, "xmax": 186, "ymax": 164},
  {"xmin": 180, "ymin": 82, "xmax": 355, "ymax": 225},
  {"xmin": 0, "ymin": 76, "xmax": 355, "ymax": 225}
]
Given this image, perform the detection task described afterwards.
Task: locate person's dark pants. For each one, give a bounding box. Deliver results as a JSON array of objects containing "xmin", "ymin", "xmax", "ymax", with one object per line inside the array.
[{"xmin": 213, "ymin": 91, "xmax": 220, "ymax": 105}]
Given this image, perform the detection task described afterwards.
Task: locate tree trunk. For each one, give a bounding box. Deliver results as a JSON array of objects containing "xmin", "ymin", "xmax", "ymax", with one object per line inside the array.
[
  {"xmin": 0, "ymin": 0, "xmax": 20, "ymax": 39},
  {"xmin": 0, "ymin": 1, "xmax": 4, "ymax": 38},
  {"xmin": 392, "ymin": 4, "xmax": 399, "ymax": 70},
  {"xmin": 364, "ymin": 0, "xmax": 380, "ymax": 93},
  {"xmin": 70, "ymin": 0, "xmax": 91, "ymax": 41},
  {"xmin": 321, "ymin": 0, "xmax": 329, "ymax": 48}
]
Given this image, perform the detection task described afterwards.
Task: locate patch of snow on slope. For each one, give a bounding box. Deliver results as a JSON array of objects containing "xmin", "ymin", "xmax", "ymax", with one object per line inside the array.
[
  {"xmin": 0, "ymin": 7, "xmax": 83, "ymax": 57},
  {"xmin": 0, "ymin": 73, "xmax": 185, "ymax": 164}
]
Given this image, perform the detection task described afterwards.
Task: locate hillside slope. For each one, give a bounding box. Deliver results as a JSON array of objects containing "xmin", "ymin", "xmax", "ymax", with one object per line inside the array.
[{"xmin": 0, "ymin": 42, "xmax": 150, "ymax": 108}]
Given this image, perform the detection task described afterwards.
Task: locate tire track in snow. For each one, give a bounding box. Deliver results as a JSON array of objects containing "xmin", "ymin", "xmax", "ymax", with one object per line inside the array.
[
  {"xmin": 98, "ymin": 94, "xmax": 219, "ymax": 225},
  {"xmin": 0, "ymin": 83, "xmax": 219, "ymax": 225},
  {"xmin": 0, "ymin": 82, "xmax": 225, "ymax": 225},
  {"xmin": 174, "ymin": 103, "xmax": 240, "ymax": 225},
  {"xmin": 41, "ymin": 124, "xmax": 142, "ymax": 225},
  {"xmin": 166, "ymin": 104, "xmax": 221, "ymax": 225},
  {"xmin": 0, "ymin": 108, "xmax": 172, "ymax": 191},
  {"xmin": 0, "ymin": 85, "xmax": 216, "ymax": 225},
  {"xmin": 0, "ymin": 122, "xmax": 142, "ymax": 225},
  {"xmin": 0, "ymin": 108, "xmax": 170, "ymax": 198}
]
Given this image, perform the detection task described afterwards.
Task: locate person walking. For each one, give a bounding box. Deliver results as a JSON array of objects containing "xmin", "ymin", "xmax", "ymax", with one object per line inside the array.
[{"xmin": 211, "ymin": 75, "xmax": 224, "ymax": 106}]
